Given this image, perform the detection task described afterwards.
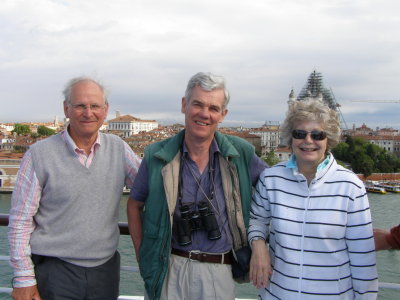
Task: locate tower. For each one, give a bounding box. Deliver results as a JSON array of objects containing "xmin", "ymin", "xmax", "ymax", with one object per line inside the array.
[
  {"xmin": 297, "ymin": 70, "xmax": 338, "ymax": 110},
  {"xmin": 292, "ymin": 70, "xmax": 348, "ymax": 130}
]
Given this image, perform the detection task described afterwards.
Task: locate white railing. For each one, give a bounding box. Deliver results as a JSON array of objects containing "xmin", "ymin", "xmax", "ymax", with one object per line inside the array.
[{"xmin": 1, "ymin": 255, "xmax": 400, "ymax": 298}]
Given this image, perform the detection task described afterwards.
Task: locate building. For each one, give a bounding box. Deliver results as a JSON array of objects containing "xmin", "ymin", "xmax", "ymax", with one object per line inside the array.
[
  {"xmin": 343, "ymin": 123, "xmax": 400, "ymax": 157},
  {"xmin": 358, "ymin": 135, "xmax": 400, "ymax": 157},
  {"xmin": 108, "ymin": 112, "xmax": 159, "ymax": 138},
  {"xmin": 219, "ymin": 128, "xmax": 262, "ymax": 155},
  {"xmin": 0, "ymin": 123, "xmax": 15, "ymax": 133},
  {"xmin": 0, "ymin": 152, "xmax": 23, "ymax": 191},
  {"xmin": 249, "ymin": 126, "xmax": 280, "ymax": 155},
  {"xmin": 275, "ymin": 147, "xmax": 291, "ymax": 162},
  {"xmin": 345, "ymin": 124, "xmax": 374, "ymax": 136}
]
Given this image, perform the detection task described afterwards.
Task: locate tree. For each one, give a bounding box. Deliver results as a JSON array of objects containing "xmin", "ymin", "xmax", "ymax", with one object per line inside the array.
[
  {"xmin": 11, "ymin": 123, "xmax": 31, "ymax": 135},
  {"xmin": 37, "ymin": 125, "xmax": 56, "ymax": 136},
  {"xmin": 353, "ymin": 152, "xmax": 374, "ymax": 177},
  {"xmin": 263, "ymin": 150, "xmax": 280, "ymax": 166},
  {"xmin": 332, "ymin": 135, "xmax": 400, "ymax": 174},
  {"xmin": 332, "ymin": 142, "xmax": 349, "ymax": 161}
]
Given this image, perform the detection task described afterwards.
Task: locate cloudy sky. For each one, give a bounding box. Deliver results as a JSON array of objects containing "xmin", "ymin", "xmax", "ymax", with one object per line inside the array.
[{"xmin": 1, "ymin": 0, "xmax": 400, "ymax": 129}]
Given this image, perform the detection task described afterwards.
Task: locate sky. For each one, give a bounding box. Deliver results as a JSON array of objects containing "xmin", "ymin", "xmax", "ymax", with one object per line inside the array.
[{"xmin": 1, "ymin": 0, "xmax": 400, "ymax": 129}]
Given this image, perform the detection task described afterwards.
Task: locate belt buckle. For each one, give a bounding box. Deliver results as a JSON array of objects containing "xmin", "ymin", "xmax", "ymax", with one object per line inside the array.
[{"xmin": 188, "ymin": 250, "xmax": 201, "ymax": 261}]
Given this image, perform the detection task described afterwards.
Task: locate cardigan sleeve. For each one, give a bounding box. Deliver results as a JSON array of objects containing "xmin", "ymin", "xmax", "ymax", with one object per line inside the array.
[
  {"xmin": 345, "ymin": 190, "xmax": 378, "ymax": 299},
  {"xmin": 248, "ymin": 169, "xmax": 270, "ymax": 244}
]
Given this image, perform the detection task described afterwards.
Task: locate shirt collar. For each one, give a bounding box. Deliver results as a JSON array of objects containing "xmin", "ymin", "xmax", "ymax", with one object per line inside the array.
[
  {"xmin": 182, "ymin": 138, "xmax": 220, "ymax": 156},
  {"xmin": 286, "ymin": 153, "xmax": 331, "ymax": 172},
  {"xmin": 61, "ymin": 126, "xmax": 101, "ymax": 154}
]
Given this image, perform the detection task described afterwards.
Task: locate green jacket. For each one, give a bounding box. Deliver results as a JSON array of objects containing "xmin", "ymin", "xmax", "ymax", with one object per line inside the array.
[{"xmin": 139, "ymin": 130, "xmax": 255, "ymax": 299}]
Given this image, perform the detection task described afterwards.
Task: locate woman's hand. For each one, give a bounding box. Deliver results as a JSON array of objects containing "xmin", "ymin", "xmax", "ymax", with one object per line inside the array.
[{"xmin": 249, "ymin": 239, "xmax": 272, "ymax": 289}]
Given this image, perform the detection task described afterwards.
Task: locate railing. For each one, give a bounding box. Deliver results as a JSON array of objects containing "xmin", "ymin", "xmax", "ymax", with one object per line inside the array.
[
  {"xmin": 1, "ymin": 214, "xmax": 400, "ymax": 297},
  {"xmin": 0, "ymin": 213, "xmax": 138, "ymax": 299}
]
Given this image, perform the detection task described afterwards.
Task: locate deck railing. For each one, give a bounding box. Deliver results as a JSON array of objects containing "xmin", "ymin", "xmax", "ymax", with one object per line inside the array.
[
  {"xmin": 0, "ymin": 213, "xmax": 137, "ymax": 298},
  {"xmin": 1, "ymin": 213, "xmax": 400, "ymax": 297}
]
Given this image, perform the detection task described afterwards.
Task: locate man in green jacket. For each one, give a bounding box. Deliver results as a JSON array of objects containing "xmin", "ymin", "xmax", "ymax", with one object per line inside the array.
[{"xmin": 127, "ymin": 72, "xmax": 267, "ymax": 300}]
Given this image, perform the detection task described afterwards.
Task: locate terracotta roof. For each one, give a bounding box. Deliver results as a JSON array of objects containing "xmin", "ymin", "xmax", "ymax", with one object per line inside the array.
[
  {"xmin": 275, "ymin": 147, "xmax": 291, "ymax": 153},
  {"xmin": 0, "ymin": 151, "xmax": 24, "ymax": 159},
  {"xmin": 250, "ymin": 128, "xmax": 280, "ymax": 132}
]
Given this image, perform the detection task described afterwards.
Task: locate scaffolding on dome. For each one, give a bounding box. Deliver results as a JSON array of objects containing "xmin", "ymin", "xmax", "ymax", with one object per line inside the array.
[
  {"xmin": 296, "ymin": 70, "xmax": 348, "ymax": 130},
  {"xmin": 297, "ymin": 70, "xmax": 338, "ymax": 110}
]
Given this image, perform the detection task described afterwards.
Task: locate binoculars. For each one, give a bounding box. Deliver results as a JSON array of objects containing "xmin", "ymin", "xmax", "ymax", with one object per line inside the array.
[{"xmin": 177, "ymin": 201, "xmax": 221, "ymax": 246}]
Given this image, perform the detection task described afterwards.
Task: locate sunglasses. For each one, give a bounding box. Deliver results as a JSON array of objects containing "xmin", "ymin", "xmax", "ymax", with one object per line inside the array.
[{"xmin": 292, "ymin": 129, "xmax": 327, "ymax": 141}]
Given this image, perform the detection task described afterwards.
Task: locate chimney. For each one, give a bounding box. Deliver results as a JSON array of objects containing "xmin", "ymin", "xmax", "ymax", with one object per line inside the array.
[{"xmin": 116, "ymin": 110, "xmax": 121, "ymax": 118}]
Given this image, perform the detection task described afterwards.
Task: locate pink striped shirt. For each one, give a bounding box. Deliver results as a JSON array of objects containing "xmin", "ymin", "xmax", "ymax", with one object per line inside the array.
[{"xmin": 8, "ymin": 130, "xmax": 141, "ymax": 287}]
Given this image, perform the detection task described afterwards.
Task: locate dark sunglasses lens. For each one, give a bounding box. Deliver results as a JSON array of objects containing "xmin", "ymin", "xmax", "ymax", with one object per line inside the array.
[
  {"xmin": 292, "ymin": 130, "xmax": 307, "ymax": 139},
  {"xmin": 292, "ymin": 130, "xmax": 326, "ymax": 140},
  {"xmin": 310, "ymin": 131, "xmax": 327, "ymax": 140}
]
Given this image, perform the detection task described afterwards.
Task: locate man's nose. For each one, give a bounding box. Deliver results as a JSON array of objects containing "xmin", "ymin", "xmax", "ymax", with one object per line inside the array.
[
  {"xmin": 198, "ymin": 107, "xmax": 210, "ymax": 118},
  {"xmin": 82, "ymin": 106, "xmax": 94, "ymax": 116}
]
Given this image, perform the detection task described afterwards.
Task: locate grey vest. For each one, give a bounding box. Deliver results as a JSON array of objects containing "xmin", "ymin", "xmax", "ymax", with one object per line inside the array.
[{"xmin": 30, "ymin": 132, "xmax": 126, "ymax": 267}]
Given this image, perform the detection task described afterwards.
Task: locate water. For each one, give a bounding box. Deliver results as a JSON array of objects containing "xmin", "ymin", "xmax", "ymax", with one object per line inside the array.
[{"xmin": 1, "ymin": 193, "xmax": 399, "ymax": 299}]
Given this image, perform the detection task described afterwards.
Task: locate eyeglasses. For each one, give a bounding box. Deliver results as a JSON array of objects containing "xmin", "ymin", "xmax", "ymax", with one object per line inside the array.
[
  {"xmin": 70, "ymin": 104, "xmax": 105, "ymax": 112},
  {"xmin": 292, "ymin": 129, "xmax": 327, "ymax": 141}
]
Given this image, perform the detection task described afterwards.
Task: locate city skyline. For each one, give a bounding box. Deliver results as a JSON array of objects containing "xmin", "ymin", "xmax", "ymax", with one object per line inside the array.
[{"xmin": 1, "ymin": 1, "xmax": 400, "ymax": 129}]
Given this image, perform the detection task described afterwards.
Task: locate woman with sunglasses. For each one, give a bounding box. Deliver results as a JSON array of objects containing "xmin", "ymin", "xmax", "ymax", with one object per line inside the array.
[{"xmin": 247, "ymin": 98, "xmax": 378, "ymax": 299}]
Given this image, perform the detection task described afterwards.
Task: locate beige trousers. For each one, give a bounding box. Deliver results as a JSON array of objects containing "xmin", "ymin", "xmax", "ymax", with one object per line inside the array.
[{"xmin": 146, "ymin": 253, "xmax": 235, "ymax": 300}]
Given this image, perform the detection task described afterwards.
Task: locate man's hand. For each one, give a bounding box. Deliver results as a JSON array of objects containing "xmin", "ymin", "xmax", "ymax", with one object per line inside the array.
[
  {"xmin": 12, "ymin": 285, "xmax": 42, "ymax": 300},
  {"xmin": 127, "ymin": 197, "xmax": 144, "ymax": 262},
  {"xmin": 249, "ymin": 239, "xmax": 272, "ymax": 289}
]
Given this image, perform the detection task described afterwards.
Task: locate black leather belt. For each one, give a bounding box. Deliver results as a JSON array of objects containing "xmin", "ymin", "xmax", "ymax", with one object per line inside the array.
[{"xmin": 171, "ymin": 248, "xmax": 232, "ymax": 264}]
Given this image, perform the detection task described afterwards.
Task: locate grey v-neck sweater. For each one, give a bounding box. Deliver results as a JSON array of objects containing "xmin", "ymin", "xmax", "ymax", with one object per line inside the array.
[{"xmin": 29, "ymin": 132, "xmax": 126, "ymax": 267}]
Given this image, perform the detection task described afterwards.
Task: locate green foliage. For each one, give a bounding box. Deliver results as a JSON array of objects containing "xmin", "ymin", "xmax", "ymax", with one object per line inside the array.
[
  {"xmin": 11, "ymin": 123, "xmax": 31, "ymax": 135},
  {"xmin": 263, "ymin": 150, "xmax": 280, "ymax": 166},
  {"xmin": 332, "ymin": 135, "xmax": 400, "ymax": 176},
  {"xmin": 37, "ymin": 125, "xmax": 56, "ymax": 136},
  {"xmin": 13, "ymin": 145, "xmax": 27, "ymax": 153}
]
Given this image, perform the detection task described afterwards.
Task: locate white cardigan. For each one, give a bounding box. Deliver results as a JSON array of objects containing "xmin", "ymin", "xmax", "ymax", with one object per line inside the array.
[{"xmin": 248, "ymin": 154, "xmax": 378, "ymax": 299}]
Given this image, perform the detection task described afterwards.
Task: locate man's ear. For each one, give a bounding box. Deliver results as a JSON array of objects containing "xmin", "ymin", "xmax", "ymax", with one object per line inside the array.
[
  {"xmin": 220, "ymin": 109, "xmax": 228, "ymax": 123},
  {"xmin": 181, "ymin": 97, "xmax": 187, "ymax": 114},
  {"xmin": 63, "ymin": 101, "xmax": 70, "ymax": 118},
  {"xmin": 104, "ymin": 103, "xmax": 109, "ymax": 119}
]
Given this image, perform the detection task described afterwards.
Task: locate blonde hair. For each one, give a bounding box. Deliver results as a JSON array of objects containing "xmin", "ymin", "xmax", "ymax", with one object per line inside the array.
[{"xmin": 280, "ymin": 99, "xmax": 341, "ymax": 151}]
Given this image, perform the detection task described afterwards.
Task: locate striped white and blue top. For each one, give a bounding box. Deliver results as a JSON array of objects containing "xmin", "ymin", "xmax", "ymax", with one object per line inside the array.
[{"xmin": 248, "ymin": 154, "xmax": 378, "ymax": 299}]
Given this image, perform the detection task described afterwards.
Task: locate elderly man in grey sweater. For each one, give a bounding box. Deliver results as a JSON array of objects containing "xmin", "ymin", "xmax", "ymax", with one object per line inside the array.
[{"xmin": 8, "ymin": 77, "xmax": 141, "ymax": 300}]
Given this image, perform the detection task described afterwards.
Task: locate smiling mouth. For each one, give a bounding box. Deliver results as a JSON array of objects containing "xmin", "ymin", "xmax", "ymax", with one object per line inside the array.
[
  {"xmin": 195, "ymin": 121, "xmax": 209, "ymax": 126},
  {"xmin": 300, "ymin": 147, "xmax": 318, "ymax": 152}
]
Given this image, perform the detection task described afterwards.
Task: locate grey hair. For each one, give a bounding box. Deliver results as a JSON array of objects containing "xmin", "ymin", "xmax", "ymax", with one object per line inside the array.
[
  {"xmin": 184, "ymin": 72, "xmax": 230, "ymax": 108},
  {"xmin": 62, "ymin": 76, "xmax": 108, "ymax": 105},
  {"xmin": 280, "ymin": 98, "xmax": 341, "ymax": 151}
]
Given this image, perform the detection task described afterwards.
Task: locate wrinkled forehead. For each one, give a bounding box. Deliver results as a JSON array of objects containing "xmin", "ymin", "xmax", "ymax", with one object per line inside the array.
[{"xmin": 70, "ymin": 81, "xmax": 106, "ymax": 103}]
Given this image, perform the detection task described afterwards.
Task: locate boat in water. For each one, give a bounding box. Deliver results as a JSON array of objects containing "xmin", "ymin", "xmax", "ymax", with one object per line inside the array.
[
  {"xmin": 365, "ymin": 185, "xmax": 387, "ymax": 194},
  {"xmin": 378, "ymin": 184, "xmax": 400, "ymax": 193}
]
